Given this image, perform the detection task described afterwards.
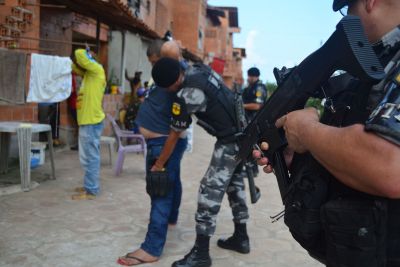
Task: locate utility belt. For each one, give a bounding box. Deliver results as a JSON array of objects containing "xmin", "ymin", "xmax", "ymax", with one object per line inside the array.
[{"xmin": 284, "ymin": 153, "xmax": 389, "ymax": 267}]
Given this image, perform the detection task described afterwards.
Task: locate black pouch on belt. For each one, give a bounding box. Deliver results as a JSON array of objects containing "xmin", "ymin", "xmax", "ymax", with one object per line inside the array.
[
  {"xmin": 146, "ymin": 169, "xmax": 171, "ymax": 198},
  {"xmin": 321, "ymin": 198, "xmax": 387, "ymax": 267}
]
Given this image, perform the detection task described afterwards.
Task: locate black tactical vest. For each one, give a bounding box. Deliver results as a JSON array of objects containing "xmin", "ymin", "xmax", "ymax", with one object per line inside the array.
[
  {"xmin": 321, "ymin": 72, "xmax": 400, "ymax": 267},
  {"xmin": 283, "ymin": 32, "xmax": 400, "ymax": 267},
  {"xmin": 182, "ymin": 64, "xmax": 239, "ymax": 141}
]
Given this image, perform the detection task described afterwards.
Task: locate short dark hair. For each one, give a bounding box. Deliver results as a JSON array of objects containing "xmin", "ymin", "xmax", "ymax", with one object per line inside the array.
[
  {"xmin": 247, "ymin": 67, "xmax": 260, "ymax": 77},
  {"xmin": 146, "ymin": 39, "xmax": 165, "ymax": 57},
  {"xmin": 152, "ymin": 57, "xmax": 181, "ymax": 88}
]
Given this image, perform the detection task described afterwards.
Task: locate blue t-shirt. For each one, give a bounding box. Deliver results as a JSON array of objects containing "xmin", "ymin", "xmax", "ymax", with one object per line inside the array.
[{"xmin": 135, "ymin": 85, "xmax": 174, "ymax": 135}]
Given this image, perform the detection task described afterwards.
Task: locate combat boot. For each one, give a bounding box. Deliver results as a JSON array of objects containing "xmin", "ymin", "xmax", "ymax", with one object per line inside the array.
[
  {"xmin": 217, "ymin": 223, "xmax": 250, "ymax": 254},
  {"xmin": 172, "ymin": 235, "xmax": 211, "ymax": 267}
]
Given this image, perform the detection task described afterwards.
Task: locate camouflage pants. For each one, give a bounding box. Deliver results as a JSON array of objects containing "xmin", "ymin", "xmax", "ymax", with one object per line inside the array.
[{"xmin": 195, "ymin": 141, "xmax": 249, "ymax": 236}]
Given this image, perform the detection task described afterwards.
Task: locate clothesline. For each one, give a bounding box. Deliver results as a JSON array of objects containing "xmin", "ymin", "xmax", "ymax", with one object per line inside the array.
[
  {"xmin": 5, "ymin": 47, "xmax": 55, "ymax": 54},
  {"xmin": 1, "ymin": 35, "xmax": 97, "ymax": 47}
]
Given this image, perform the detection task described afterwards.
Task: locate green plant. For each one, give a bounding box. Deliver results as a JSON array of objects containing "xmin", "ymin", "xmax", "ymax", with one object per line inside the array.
[
  {"xmin": 265, "ymin": 82, "xmax": 324, "ymax": 115},
  {"xmin": 266, "ymin": 82, "xmax": 278, "ymax": 98}
]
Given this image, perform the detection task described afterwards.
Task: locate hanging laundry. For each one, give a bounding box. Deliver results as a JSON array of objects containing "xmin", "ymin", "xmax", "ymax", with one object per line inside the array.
[
  {"xmin": 27, "ymin": 53, "xmax": 72, "ymax": 103},
  {"xmin": 0, "ymin": 49, "xmax": 27, "ymax": 104}
]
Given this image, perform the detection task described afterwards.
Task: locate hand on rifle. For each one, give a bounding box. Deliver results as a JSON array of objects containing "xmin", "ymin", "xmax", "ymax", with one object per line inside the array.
[
  {"xmin": 252, "ymin": 107, "xmax": 319, "ymax": 174},
  {"xmin": 252, "ymin": 142, "xmax": 273, "ymax": 173},
  {"xmin": 275, "ymin": 107, "xmax": 319, "ymax": 154}
]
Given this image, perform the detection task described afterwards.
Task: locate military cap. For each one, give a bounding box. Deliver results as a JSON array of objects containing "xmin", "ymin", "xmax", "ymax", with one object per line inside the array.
[
  {"xmin": 333, "ymin": 0, "xmax": 354, "ymax": 11},
  {"xmin": 247, "ymin": 67, "xmax": 260, "ymax": 77}
]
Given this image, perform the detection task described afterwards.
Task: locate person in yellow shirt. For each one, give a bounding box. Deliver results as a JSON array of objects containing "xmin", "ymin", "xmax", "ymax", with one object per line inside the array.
[{"xmin": 71, "ymin": 47, "xmax": 106, "ymax": 200}]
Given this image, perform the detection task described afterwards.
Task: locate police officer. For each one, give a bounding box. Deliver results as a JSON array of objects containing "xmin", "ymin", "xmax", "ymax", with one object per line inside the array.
[
  {"xmin": 254, "ymin": 1, "xmax": 400, "ymax": 266},
  {"xmin": 243, "ymin": 67, "xmax": 267, "ymax": 123},
  {"xmin": 151, "ymin": 58, "xmax": 250, "ymax": 267},
  {"xmin": 242, "ymin": 67, "xmax": 267, "ymax": 177}
]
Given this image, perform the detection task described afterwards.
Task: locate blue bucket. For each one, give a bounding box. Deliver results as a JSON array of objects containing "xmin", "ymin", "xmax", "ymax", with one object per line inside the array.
[{"xmin": 30, "ymin": 157, "xmax": 40, "ymax": 169}]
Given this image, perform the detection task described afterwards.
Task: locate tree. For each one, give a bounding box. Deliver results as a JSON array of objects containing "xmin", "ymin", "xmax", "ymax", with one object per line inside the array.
[
  {"xmin": 265, "ymin": 82, "xmax": 324, "ymax": 114},
  {"xmin": 265, "ymin": 82, "xmax": 277, "ymax": 98}
]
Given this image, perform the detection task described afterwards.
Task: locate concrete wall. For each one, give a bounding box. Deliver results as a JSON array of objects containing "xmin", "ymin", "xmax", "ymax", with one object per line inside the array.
[{"xmin": 108, "ymin": 31, "xmax": 151, "ymax": 94}]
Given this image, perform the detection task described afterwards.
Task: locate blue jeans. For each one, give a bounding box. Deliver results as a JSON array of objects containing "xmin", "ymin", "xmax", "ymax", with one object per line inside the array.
[
  {"xmin": 141, "ymin": 136, "xmax": 187, "ymax": 257},
  {"xmin": 78, "ymin": 121, "xmax": 104, "ymax": 195}
]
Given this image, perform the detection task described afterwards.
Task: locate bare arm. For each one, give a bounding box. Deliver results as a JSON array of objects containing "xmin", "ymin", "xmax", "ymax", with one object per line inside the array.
[
  {"xmin": 280, "ymin": 108, "xmax": 400, "ymax": 198},
  {"xmin": 244, "ymin": 103, "xmax": 263, "ymax": 111},
  {"xmin": 303, "ymin": 123, "xmax": 400, "ymax": 198}
]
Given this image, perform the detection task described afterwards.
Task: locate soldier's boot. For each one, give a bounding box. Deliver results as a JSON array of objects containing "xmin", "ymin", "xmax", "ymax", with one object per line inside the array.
[
  {"xmin": 172, "ymin": 235, "xmax": 211, "ymax": 267},
  {"xmin": 217, "ymin": 223, "xmax": 250, "ymax": 254}
]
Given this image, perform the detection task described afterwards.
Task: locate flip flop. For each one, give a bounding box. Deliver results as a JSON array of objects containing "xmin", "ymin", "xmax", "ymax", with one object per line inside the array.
[{"xmin": 117, "ymin": 254, "xmax": 147, "ymax": 266}]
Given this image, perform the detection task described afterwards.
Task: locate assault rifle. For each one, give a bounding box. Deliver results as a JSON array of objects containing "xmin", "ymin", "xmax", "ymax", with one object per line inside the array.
[
  {"xmin": 236, "ymin": 15, "xmax": 385, "ymax": 203},
  {"xmin": 233, "ymin": 82, "xmax": 261, "ymax": 204}
]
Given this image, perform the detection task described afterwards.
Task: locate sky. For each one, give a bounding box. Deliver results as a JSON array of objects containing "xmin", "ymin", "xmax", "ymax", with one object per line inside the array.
[{"xmin": 208, "ymin": 0, "xmax": 343, "ymax": 83}]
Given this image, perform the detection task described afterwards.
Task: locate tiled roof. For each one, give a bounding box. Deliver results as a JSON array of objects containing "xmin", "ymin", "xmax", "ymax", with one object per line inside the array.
[{"xmin": 53, "ymin": 0, "xmax": 160, "ymax": 39}]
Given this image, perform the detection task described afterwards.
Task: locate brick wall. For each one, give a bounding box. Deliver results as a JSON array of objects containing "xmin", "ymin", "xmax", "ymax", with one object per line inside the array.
[
  {"xmin": 140, "ymin": 0, "xmax": 157, "ymax": 32},
  {"xmin": 0, "ymin": 1, "xmax": 115, "ymax": 145},
  {"xmin": 204, "ymin": 8, "xmax": 244, "ymax": 89},
  {"xmin": 172, "ymin": 0, "xmax": 206, "ymax": 58},
  {"xmin": 154, "ymin": 0, "xmax": 173, "ymax": 37},
  {"xmin": 72, "ymin": 14, "xmax": 108, "ymax": 43},
  {"xmin": 39, "ymin": 7, "xmax": 72, "ymax": 57},
  {"xmin": 0, "ymin": 103, "xmax": 37, "ymax": 122},
  {"xmin": 0, "ymin": 0, "xmax": 40, "ymax": 122}
]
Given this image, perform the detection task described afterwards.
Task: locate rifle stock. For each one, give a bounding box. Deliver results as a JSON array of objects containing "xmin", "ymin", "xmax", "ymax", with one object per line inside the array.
[{"xmin": 237, "ymin": 15, "xmax": 385, "ymax": 203}]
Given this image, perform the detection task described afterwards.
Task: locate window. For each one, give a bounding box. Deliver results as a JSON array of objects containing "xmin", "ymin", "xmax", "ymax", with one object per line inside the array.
[
  {"xmin": 198, "ymin": 28, "xmax": 203, "ymax": 50},
  {"xmin": 128, "ymin": 0, "xmax": 141, "ymax": 17},
  {"xmin": 146, "ymin": 0, "xmax": 150, "ymax": 14}
]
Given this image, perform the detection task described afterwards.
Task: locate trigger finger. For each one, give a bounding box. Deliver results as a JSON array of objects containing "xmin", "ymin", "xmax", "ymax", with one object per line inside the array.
[
  {"xmin": 257, "ymin": 157, "xmax": 269, "ymax": 166},
  {"xmin": 263, "ymin": 165, "xmax": 273, "ymax": 173},
  {"xmin": 260, "ymin": 142, "xmax": 269, "ymax": 150}
]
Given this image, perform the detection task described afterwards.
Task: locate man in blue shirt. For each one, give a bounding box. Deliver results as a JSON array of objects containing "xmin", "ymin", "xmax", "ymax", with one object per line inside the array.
[{"xmin": 117, "ymin": 40, "xmax": 188, "ymax": 266}]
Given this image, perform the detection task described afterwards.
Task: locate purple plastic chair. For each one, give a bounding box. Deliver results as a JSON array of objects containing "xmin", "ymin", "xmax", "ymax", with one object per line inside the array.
[{"xmin": 106, "ymin": 113, "xmax": 147, "ymax": 176}]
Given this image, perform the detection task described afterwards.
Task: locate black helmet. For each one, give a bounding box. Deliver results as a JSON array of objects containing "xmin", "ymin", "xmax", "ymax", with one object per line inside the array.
[{"xmin": 332, "ymin": 0, "xmax": 353, "ymax": 11}]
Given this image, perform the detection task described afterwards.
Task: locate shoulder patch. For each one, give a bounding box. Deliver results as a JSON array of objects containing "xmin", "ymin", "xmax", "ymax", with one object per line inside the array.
[
  {"xmin": 172, "ymin": 102, "xmax": 181, "ymax": 116},
  {"xmin": 396, "ymin": 73, "xmax": 400, "ymax": 84}
]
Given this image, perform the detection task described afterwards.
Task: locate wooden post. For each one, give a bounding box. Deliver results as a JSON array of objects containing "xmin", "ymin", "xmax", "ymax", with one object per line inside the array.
[{"xmin": 96, "ymin": 17, "xmax": 101, "ymax": 54}]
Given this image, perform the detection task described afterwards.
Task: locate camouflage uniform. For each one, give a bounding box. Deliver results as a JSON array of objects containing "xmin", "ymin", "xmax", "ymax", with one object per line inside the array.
[
  {"xmin": 196, "ymin": 141, "xmax": 248, "ymax": 236},
  {"xmin": 171, "ymin": 86, "xmax": 249, "ymax": 237}
]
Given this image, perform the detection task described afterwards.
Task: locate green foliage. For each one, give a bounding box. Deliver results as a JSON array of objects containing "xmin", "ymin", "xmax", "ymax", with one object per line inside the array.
[
  {"xmin": 265, "ymin": 82, "xmax": 278, "ymax": 98},
  {"xmin": 265, "ymin": 82, "xmax": 324, "ymax": 114},
  {"xmin": 306, "ymin": 98, "xmax": 324, "ymax": 115}
]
